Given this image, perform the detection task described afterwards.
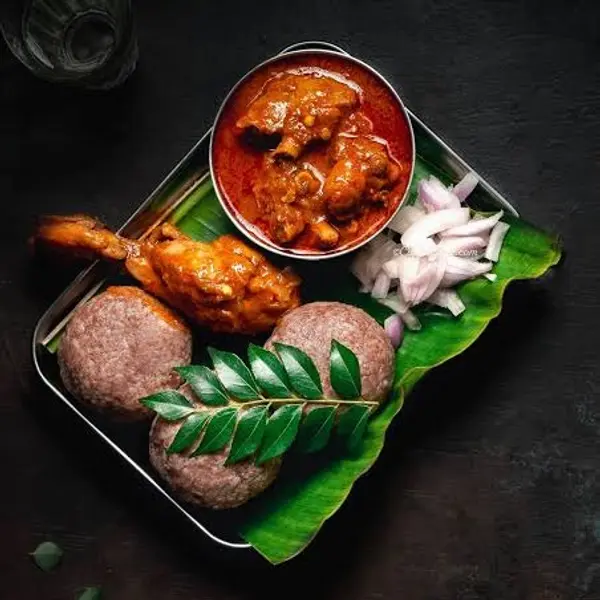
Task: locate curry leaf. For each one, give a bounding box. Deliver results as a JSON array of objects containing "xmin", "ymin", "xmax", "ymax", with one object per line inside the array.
[
  {"xmin": 227, "ymin": 406, "xmax": 268, "ymax": 464},
  {"xmin": 330, "ymin": 340, "xmax": 361, "ymax": 399},
  {"xmin": 139, "ymin": 390, "xmax": 195, "ymax": 421},
  {"xmin": 175, "ymin": 365, "xmax": 228, "ymax": 406},
  {"xmin": 248, "ymin": 344, "xmax": 293, "ymax": 398},
  {"xmin": 273, "ymin": 343, "xmax": 323, "ymax": 400},
  {"xmin": 257, "ymin": 405, "xmax": 303, "ymax": 464},
  {"xmin": 208, "ymin": 347, "xmax": 260, "ymax": 400},
  {"xmin": 77, "ymin": 587, "xmax": 102, "ymax": 600},
  {"xmin": 193, "ymin": 407, "xmax": 237, "ymax": 454},
  {"xmin": 336, "ymin": 405, "xmax": 371, "ymax": 452},
  {"xmin": 144, "ymin": 344, "xmax": 374, "ymax": 466},
  {"xmin": 30, "ymin": 541, "xmax": 63, "ymax": 572},
  {"xmin": 167, "ymin": 412, "xmax": 210, "ymax": 454},
  {"xmin": 296, "ymin": 406, "xmax": 336, "ymax": 453}
]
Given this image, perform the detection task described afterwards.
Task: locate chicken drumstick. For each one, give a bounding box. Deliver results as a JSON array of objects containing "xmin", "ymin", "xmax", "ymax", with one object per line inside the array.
[{"xmin": 35, "ymin": 216, "xmax": 301, "ymax": 334}]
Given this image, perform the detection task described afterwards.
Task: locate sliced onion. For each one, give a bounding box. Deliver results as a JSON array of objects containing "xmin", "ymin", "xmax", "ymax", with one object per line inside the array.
[
  {"xmin": 409, "ymin": 236, "xmax": 438, "ymax": 257},
  {"xmin": 384, "ymin": 314, "xmax": 404, "ymax": 348},
  {"xmin": 407, "ymin": 254, "xmax": 447, "ymax": 305},
  {"xmin": 388, "ymin": 205, "xmax": 426, "ymax": 234},
  {"xmin": 378, "ymin": 291, "xmax": 409, "ymax": 314},
  {"xmin": 484, "ymin": 221, "xmax": 510, "ymax": 262},
  {"xmin": 351, "ymin": 250, "xmax": 372, "ymax": 287},
  {"xmin": 483, "ymin": 273, "xmax": 497, "ymax": 282},
  {"xmin": 397, "ymin": 255, "xmax": 420, "ymax": 303},
  {"xmin": 368, "ymin": 233, "xmax": 388, "ymax": 251},
  {"xmin": 400, "ymin": 308, "xmax": 421, "ymax": 331},
  {"xmin": 371, "ymin": 271, "xmax": 391, "ymax": 299},
  {"xmin": 419, "ymin": 177, "xmax": 461, "ymax": 212},
  {"xmin": 352, "ymin": 180, "xmax": 509, "ymax": 325},
  {"xmin": 365, "ymin": 239, "xmax": 397, "ymax": 279},
  {"xmin": 397, "ymin": 254, "xmax": 420, "ymax": 280},
  {"xmin": 382, "ymin": 257, "xmax": 399, "ymax": 278},
  {"xmin": 442, "ymin": 211, "xmax": 504, "ymax": 237},
  {"xmin": 421, "ymin": 252, "xmax": 448, "ymax": 302},
  {"xmin": 438, "ymin": 235, "xmax": 488, "ymax": 258},
  {"xmin": 403, "ymin": 257, "xmax": 430, "ymax": 305},
  {"xmin": 395, "ymin": 287, "xmax": 410, "ymax": 313},
  {"xmin": 441, "ymin": 256, "xmax": 493, "ymax": 286},
  {"xmin": 429, "ymin": 289, "xmax": 466, "ymax": 316},
  {"xmin": 452, "ymin": 172, "xmax": 479, "ymax": 202},
  {"xmin": 401, "ymin": 208, "xmax": 470, "ymax": 250}
]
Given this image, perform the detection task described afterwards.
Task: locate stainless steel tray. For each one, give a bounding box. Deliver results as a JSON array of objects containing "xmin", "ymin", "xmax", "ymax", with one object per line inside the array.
[{"xmin": 32, "ymin": 41, "xmax": 518, "ymax": 555}]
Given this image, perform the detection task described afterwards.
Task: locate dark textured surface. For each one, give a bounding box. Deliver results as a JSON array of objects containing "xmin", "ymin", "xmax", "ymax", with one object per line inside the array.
[{"xmin": 1, "ymin": 0, "xmax": 599, "ymax": 598}]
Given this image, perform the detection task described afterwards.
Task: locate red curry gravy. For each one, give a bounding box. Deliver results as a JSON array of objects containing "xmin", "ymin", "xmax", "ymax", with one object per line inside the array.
[{"xmin": 212, "ymin": 53, "xmax": 414, "ymax": 255}]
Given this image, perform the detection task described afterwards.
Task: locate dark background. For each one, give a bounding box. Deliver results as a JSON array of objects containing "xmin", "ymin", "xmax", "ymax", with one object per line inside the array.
[{"xmin": 1, "ymin": 0, "xmax": 599, "ymax": 598}]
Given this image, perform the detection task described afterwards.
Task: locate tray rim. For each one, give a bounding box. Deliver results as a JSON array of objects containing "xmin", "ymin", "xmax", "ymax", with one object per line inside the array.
[{"xmin": 31, "ymin": 39, "xmax": 519, "ymax": 555}]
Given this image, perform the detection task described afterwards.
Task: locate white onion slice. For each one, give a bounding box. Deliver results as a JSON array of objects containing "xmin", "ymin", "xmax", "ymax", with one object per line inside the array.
[
  {"xmin": 404, "ymin": 258, "xmax": 432, "ymax": 305},
  {"xmin": 409, "ymin": 237, "xmax": 438, "ymax": 257},
  {"xmin": 429, "ymin": 289, "xmax": 466, "ymax": 316},
  {"xmin": 442, "ymin": 211, "xmax": 503, "ymax": 237},
  {"xmin": 371, "ymin": 271, "xmax": 391, "ymax": 299},
  {"xmin": 382, "ymin": 257, "xmax": 400, "ymax": 278},
  {"xmin": 407, "ymin": 255, "xmax": 447, "ymax": 305},
  {"xmin": 438, "ymin": 235, "xmax": 488, "ymax": 258},
  {"xmin": 401, "ymin": 208, "xmax": 470, "ymax": 250},
  {"xmin": 388, "ymin": 205, "xmax": 426, "ymax": 234},
  {"xmin": 452, "ymin": 172, "xmax": 479, "ymax": 202},
  {"xmin": 396, "ymin": 255, "xmax": 421, "ymax": 303},
  {"xmin": 483, "ymin": 273, "xmax": 497, "ymax": 282},
  {"xmin": 419, "ymin": 177, "xmax": 461, "ymax": 212},
  {"xmin": 400, "ymin": 309, "xmax": 421, "ymax": 331},
  {"xmin": 351, "ymin": 251, "xmax": 372, "ymax": 287},
  {"xmin": 397, "ymin": 254, "xmax": 420, "ymax": 280},
  {"xmin": 384, "ymin": 314, "xmax": 404, "ymax": 348},
  {"xmin": 365, "ymin": 239, "xmax": 397, "ymax": 279},
  {"xmin": 395, "ymin": 288, "xmax": 410, "ymax": 313},
  {"xmin": 484, "ymin": 221, "xmax": 511, "ymax": 262},
  {"xmin": 378, "ymin": 291, "xmax": 409, "ymax": 315},
  {"xmin": 421, "ymin": 252, "xmax": 448, "ymax": 302},
  {"xmin": 441, "ymin": 256, "xmax": 493, "ymax": 286}
]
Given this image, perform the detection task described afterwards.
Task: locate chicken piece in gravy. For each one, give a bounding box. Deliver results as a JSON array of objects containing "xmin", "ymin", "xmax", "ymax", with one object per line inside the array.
[
  {"xmin": 324, "ymin": 135, "xmax": 400, "ymax": 221},
  {"xmin": 252, "ymin": 156, "xmax": 323, "ymax": 245},
  {"xmin": 236, "ymin": 73, "xmax": 358, "ymax": 159}
]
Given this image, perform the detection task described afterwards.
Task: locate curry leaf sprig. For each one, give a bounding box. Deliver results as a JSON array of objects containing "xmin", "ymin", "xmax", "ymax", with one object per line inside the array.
[{"xmin": 140, "ymin": 341, "xmax": 377, "ymax": 464}]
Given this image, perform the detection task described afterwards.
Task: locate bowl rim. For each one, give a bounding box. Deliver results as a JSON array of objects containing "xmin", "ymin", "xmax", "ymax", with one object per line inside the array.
[{"xmin": 209, "ymin": 48, "xmax": 416, "ymax": 261}]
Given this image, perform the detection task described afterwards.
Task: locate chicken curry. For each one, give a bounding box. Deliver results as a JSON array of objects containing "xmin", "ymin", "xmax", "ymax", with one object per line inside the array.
[{"xmin": 212, "ymin": 53, "xmax": 414, "ymax": 254}]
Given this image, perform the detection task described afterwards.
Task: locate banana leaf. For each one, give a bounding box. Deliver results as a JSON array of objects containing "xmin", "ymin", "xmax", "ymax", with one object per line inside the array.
[{"xmin": 174, "ymin": 159, "xmax": 561, "ymax": 564}]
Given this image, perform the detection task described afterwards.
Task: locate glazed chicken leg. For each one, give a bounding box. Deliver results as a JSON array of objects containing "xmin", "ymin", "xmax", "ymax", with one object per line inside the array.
[{"xmin": 35, "ymin": 216, "xmax": 301, "ymax": 334}]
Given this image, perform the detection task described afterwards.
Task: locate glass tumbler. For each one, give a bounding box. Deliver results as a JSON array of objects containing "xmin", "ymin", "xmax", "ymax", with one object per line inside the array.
[{"xmin": 0, "ymin": 0, "xmax": 138, "ymax": 89}]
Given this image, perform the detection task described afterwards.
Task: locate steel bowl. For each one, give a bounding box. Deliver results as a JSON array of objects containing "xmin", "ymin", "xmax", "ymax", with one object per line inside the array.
[{"xmin": 209, "ymin": 47, "xmax": 416, "ymax": 261}]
